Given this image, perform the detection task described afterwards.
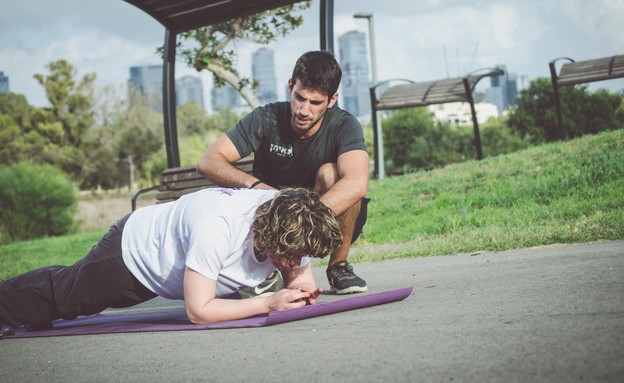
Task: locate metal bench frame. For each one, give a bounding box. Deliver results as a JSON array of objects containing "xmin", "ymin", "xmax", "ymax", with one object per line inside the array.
[
  {"xmin": 369, "ymin": 68, "xmax": 504, "ymax": 177},
  {"xmin": 549, "ymin": 55, "xmax": 624, "ymax": 139}
]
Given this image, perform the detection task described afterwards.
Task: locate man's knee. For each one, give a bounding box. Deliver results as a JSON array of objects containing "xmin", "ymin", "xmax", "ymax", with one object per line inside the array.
[{"xmin": 314, "ymin": 163, "xmax": 338, "ymax": 194}]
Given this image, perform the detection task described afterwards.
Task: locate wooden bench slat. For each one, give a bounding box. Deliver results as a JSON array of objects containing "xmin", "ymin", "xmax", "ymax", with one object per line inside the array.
[
  {"xmin": 156, "ymin": 187, "xmax": 208, "ymax": 202},
  {"xmin": 376, "ymin": 75, "xmax": 488, "ymax": 110},
  {"xmin": 155, "ymin": 158, "xmax": 254, "ymax": 201},
  {"xmin": 162, "ymin": 178, "xmax": 218, "ymax": 191},
  {"xmin": 132, "ymin": 158, "xmax": 254, "ymax": 210},
  {"xmin": 160, "ymin": 163, "xmax": 253, "ymax": 184},
  {"xmin": 556, "ymin": 55, "xmax": 624, "ymax": 87}
]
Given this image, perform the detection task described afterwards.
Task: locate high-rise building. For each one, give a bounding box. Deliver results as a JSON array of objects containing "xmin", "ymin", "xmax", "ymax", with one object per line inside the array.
[
  {"xmin": 128, "ymin": 64, "xmax": 163, "ymax": 112},
  {"xmin": 484, "ymin": 64, "xmax": 518, "ymax": 114},
  {"xmin": 0, "ymin": 71, "xmax": 9, "ymax": 93},
  {"xmin": 211, "ymin": 82, "xmax": 243, "ymax": 113},
  {"xmin": 176, "ymin": 75, "xmax": 205, "ymax": 110},
  {"xmin": 338, "ymin": 30, "xmax": 372, "ymax": 117},
  {"xmin": 252, "ymin": 48, "xmax": 278, "ymax": 104},
  {"xmin": 506, "ymin": 72, "xmax": 518, "ymax": 108}
]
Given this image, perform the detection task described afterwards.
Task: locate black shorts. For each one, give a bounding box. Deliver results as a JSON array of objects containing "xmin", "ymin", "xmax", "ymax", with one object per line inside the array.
[{"xmin": 352, "ymin": 197, "xmax": 370, "ymax": 244}]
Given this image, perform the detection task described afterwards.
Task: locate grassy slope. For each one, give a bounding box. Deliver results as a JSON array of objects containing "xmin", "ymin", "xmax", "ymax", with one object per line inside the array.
[
  {"xmin": 1, "ymin": 130, "xmax": 623, "ymax": 279},
  {"xmin": 350, "ymin": 129, "xmax": 624, "ymax": 261}
]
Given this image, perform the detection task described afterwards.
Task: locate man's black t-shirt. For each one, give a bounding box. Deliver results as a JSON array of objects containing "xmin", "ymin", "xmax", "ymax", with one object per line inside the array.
[{"xmin": 226, "ymin": 102, "xmax": 366, "ymax": 188}]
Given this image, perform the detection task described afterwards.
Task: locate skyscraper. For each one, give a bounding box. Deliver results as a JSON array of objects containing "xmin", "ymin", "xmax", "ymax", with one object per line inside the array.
[
  {"xmin": 338, "ymin": 30, "xmax": 372, "ymax": 117},
  {"xmin": 211, "ymin": 82, "xmax": 243, "ymax": 113},
  {"xmin": 0, "ymin": 71, "xmax": 9, "ymax": 93},
  {"xmin": 128, "ymin": 65, "xmax": 163, "ymax": 112},
  {"xmin": 252, "ymin": 48, "xmax": 278, "ymax": 104},
  {"xmin": 176, "ymin": 75, "xmax": 205, "ymax": 110},
  {"xmin": 484, "ymin": 64, "xmax": 518, "ymax": 114}
]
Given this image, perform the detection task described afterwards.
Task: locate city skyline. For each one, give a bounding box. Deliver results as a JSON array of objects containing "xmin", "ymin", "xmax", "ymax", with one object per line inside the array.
[{"xmin": 1, "ymin": 0, "xmax": 623, "ymax": 109}]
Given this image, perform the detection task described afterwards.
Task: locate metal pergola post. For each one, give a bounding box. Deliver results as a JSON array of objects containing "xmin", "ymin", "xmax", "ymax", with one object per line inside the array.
[
  {"xmin": 320, "ymin": 0, "xmax": 334, "ymax": 53},
  {"xmin": 162, "ymin": 29, "xmax": 180, "ymax": 168}
]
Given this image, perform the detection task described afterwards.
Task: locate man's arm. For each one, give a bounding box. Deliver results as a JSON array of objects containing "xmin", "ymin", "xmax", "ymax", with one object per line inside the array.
[
  {"xmin": 183, "ymin": 267, "xmax": 312, "ymax": 324},
  {"xmin": 319, "ymin": 149, "xmax": 369, "ymax": 215},
  {"xmin": 196, "ymin": 134, "xmax": 269, "ymax": 189}
]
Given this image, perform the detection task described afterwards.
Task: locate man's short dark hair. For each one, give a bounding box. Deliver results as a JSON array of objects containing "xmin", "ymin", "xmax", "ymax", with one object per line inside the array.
[{"xmin": 290, "ymin": 50, "xmax": 342, "ymax": 98}]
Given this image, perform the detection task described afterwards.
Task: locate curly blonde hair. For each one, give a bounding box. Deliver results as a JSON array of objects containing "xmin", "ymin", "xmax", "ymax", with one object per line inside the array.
[{"xmin": 252, "ymin": 188, "xmax": 342, "ymax": 259}]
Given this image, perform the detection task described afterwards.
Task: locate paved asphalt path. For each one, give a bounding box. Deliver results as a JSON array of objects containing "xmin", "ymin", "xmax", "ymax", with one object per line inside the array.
[{"xmin": 1, "ymin": 240, "xmax": 623, "ymax": 382}]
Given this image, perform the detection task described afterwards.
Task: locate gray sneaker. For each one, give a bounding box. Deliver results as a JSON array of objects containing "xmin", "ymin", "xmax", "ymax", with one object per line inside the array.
[
  {"xmin": 225, "ymin": 271, "xmax": 284, "ymax": 299},
  {"xmin": 326, "ymin": 261, "xmax": 368, "ymax": 295}
]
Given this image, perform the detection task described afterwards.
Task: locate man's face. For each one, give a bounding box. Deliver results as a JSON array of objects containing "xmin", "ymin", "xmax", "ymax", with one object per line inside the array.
[{"xmin": 288, "ymin": 79, "xmax": 338, "ymax": 138}]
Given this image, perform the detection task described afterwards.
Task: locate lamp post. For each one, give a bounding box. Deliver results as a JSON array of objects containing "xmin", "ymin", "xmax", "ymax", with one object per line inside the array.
[
  {"xmin": 354, "ymin": 12, "xmax": 384, "ymax": 179},
  {"xmin": 353, "ymin": 12, "xmax": 377, "ymax": 84}
]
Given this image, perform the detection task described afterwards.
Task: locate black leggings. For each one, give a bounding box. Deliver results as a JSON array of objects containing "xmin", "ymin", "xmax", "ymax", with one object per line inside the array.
[{"xmin": 0, "ymin": 214, "xmax": 156, "ymax": 327}]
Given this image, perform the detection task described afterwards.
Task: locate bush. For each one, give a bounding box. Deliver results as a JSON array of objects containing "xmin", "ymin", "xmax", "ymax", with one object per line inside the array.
[
  {"xmin": 382, "ymin": 107, "xmax": 469, "ymax": 171},
  {"xmin": 0, "ymin": 163, "xmax": 77, "ymax": 244},
  {"xmin": 381, "ymin": 108, "xmax": 531, "ymax": 173},
  {"xmin": 479, "ymin": 117, "xmax": 532, "ymax": 157},
  {"xmin": 508, "ymin": 78, "xmax": 624, "ymax": 143}
]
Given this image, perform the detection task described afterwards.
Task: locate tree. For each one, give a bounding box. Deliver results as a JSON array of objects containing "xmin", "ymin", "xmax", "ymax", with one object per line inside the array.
[
  {"xmin": 508, "ymin": 77, "xmax": 624, "ymax": 143},
  {"xmin": 0, "ymin": 93, "xmax": 34, "ymax": 164},
  {"xmin": 382, "ymin": 107, "xmax": 467, "ymax": 171},
  {"xmin": 382, "ymin": 108, "xmax": 532, "ymax": 173},
  {"xmin": 506, "ymin": 78, "xmax": 558, "ymax": 142},
  {"xmin": 114, "ymin": 105, "xmax": 163, "ymax": 188},
  {"xmin": 177, "ymin": 102, "xmax": 210, "ymax": 135},
  {"xmin": 34, "ymin": 60, "xmax": 96, "ymax": 147},
  {"xmin": 0, "ymin": 92, "xmax": 33, "ymax": 130},
  {"xmin": 27, "ymin": 60, "xmax": 98, "ymax": 179},
  {"xmin": 79, "ymin": 123, "xmax": 120, "ymax": 190},
  {"xmin": 0, "ymin": 114, "xmax": 22, "ymax": 163},
  {"xmin": 168, "ymin": 1, "xmax": 312, "ymax": 108},
  {"xmin": 206, "ymin": 108, "xmax": 244, "ymax": 133},
  {"xmin": 0, "ymin": 93, "xmax": 69, "ymax": 167}
]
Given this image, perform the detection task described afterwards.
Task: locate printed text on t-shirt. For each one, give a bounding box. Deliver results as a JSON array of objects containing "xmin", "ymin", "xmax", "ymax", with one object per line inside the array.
[{"xmin": 269, "ymin": 143, "xmax": 294, "ymax": 157}]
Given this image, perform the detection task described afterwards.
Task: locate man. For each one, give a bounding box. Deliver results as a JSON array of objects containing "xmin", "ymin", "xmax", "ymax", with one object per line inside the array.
[
  {"xmin": 0, "ymin": 188, "xmax": 342, "ymax": 338},
  {"xmin": 197, "ymin": 51, "xmax": 370, "ymax": 295}
]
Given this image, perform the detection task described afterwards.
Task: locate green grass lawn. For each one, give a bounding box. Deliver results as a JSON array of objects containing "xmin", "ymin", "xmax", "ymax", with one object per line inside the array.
[{"xmin": 1, "ymin": 129, "xmax": 623, "ymax": 279}]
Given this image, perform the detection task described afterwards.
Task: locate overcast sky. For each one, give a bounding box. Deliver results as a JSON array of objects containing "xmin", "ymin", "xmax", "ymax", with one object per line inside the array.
[{"xmin": 1, "ymin": 0, "xmax": 623, "ymax": 110}]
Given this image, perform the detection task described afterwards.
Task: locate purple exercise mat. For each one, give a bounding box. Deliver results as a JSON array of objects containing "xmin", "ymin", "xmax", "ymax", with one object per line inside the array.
[{"xmin": 6, "ymin": 287, "xmax": 412, "ymax": 339}]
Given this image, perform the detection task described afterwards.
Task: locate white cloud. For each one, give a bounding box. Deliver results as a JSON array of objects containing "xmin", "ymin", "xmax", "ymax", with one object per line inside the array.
[{"xmin": 1, "ymin": 0, "xmax": 622, "ymax": 108}]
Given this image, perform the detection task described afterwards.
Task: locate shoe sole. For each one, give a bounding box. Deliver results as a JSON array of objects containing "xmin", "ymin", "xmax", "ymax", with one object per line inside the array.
[{"xmin": 330, "ymin": 285, "xmax": 368, "ymax": 295}]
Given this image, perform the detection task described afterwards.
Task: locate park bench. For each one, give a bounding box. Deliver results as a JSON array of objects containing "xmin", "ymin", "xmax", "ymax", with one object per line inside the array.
[
  {"xmin": 131, "ymin": 158, "xmax": 253, "ymax": 211},
  {"xmin": 368, "ymin": 68, "xmax": 504, "ymax": 177},
  {"xmin": 549, "ymin": 54, "xmax": 624, "ymax": 138}
]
